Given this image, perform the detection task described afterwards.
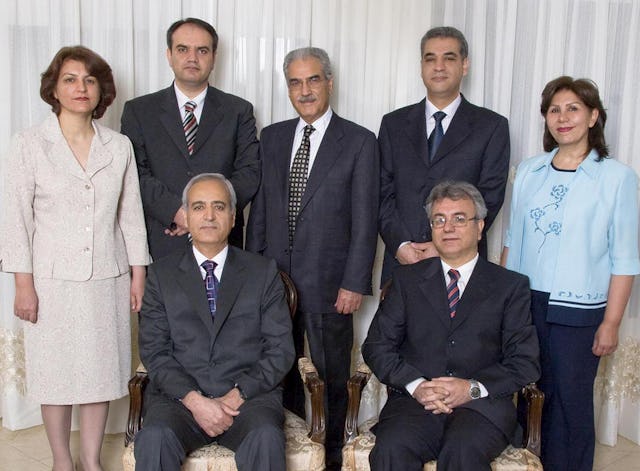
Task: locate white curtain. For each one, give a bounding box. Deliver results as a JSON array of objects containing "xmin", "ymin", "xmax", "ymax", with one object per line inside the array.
[{"xmin": 1, "ymin": 0, "xmax": 639, "ymax": 444}]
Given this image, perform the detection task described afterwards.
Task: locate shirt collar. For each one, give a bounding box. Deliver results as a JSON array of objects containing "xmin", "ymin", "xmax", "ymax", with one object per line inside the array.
[
  {"xmin": 532, "ymin": 147, "xmax": 601, "ymax": 179},
  {"xmin": 174, "ymin": 83, "xmax": 207, "ymax": 111},
  {"xmin": 441, "ymin": 253, "xmax": 479, "ymax": 283},
  {"xmin": 295, "ymin": 107, "xmax": 333, "ymax": 135},
  {"xmin": 192, "ymin": 244, "xmax": 228, "ymax": 278},
  {"xmin": 426, "ymin": 94, "xmax": 462, "ymax": 119}
]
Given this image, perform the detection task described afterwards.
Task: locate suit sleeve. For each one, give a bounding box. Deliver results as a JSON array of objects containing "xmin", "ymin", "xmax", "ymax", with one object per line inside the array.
[
  {"xmin": 234, "ymin": 260, "xmax": 295, "ymax": 398},
  {"xmin": 362, "ymin": 275, "xmax": 425, "ymax": 390},
  {"xmin": 227, "ymin": 100, "xmax": 260, "ymax": 210},
  {"xmin": 341, "ymin": 132, "xmax": 380, "ymax": 294},
  {"xmin": 474, "ymin": 274, "xmax": 540, "ymax": 397},
  {"xmin": 476, "ymin": 116, "xmax": 510, "ymax": 230},
  {"xmin": 138, "ymin": 265, "xmax": 201, "ymax": 399},
  {"xmin": 245, "ymin": 139, "xmax": 267, "ymax": 255},
  {"xmin": 378, "ymin": 116, "xmax": 414, "ymax": 255},
  {"xmin": 120, "ymin": 101, "xmax": 182, "ymax": 227}
]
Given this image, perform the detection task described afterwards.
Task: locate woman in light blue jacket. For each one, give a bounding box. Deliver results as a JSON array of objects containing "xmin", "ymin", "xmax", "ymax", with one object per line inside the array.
[{"xmin": 502, "ymin": 76, "xmax": 639, "ymax": 471}]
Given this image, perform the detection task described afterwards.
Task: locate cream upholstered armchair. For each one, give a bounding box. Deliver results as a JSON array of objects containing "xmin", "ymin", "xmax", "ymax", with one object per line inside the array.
[
  {"xmin": 122, "ymin": 271, "xmax": 326, "ymax": 471},
  {"xmin": 341, "ymin": 363, "xmax": 544, "ymax": 471}
]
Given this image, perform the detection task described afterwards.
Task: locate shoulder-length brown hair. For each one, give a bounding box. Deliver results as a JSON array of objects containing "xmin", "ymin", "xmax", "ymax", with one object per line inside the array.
[
  {"xmin": 40, "ymin": 46, "xmax": 116, "ymax": 119},
  {"xmin": 540, "ymin": 76, "xmax": 608, "ymax": 160}
]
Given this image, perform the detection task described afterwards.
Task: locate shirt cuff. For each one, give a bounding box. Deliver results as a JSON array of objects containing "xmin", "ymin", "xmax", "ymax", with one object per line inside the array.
[{"xmin": 406, "ymin": 377, "xmax": 426, "ymax": 396}]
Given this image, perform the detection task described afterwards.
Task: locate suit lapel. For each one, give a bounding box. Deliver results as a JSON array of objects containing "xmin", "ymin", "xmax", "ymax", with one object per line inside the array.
[
  {"xmin": 431, "ymin": 96, "xmax": 472, "ymax": 165},
  {"xmin": 193, "ymin": 86, "xmax": 223, "ymax": 155},
  {"xmin": 41, "ymin": 114, "xmax": 87, "ymax": 181},
  {"xmin": 275, "ymin": 120, "xmax": 298, "ymax": 210},
  {"xmin": 211, "ymin": 247, "xmax": 246, "ymax": 347},
  {"xmin": 159, "ymin": 86, "xmax": 190, "ymax": 159},
  {"xmin": 418, "ymin": 260, "xmax": 451, "ymax": 328},
  {"xmin": 300, "ymin": 114, "xmax": 343, "ymax": 211},
  {"xmin": 84, "ymin": 124, "xmax": 114, "ymax": 178},
  {"xmin": 175, "ymin": 248, "xmax": 216, "ymax": 338},
  {"xmin": 450, "ymin": 257, "xmax": 491, "ymax": 331},
  {"xmin": 404, "ymin": 100, "xmax": 430, "ymax": 166}
]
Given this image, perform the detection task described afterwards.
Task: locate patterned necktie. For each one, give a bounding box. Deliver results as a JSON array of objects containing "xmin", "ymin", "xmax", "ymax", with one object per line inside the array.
[
  {"xmin": 183, "ymin": 101, "xmax": 198, "ymax": 155},
  {"xmin": 447, "ymin": 269, "xmax": 460, "ymax": 318},
  {"xmin": 201, "ymin": 260, "xmax": 219, "ymax": 318},
  {"xmin": 428, "ymin": 111, "xmax": 446, "ymax": 161},
  {"xmin": 288, "ymin": 124, "xmax": 315, "ymax": 247}
]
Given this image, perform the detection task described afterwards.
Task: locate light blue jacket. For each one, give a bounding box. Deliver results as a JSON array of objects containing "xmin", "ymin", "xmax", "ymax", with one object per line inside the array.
[{"xmin": 505, "ymin": 149, "xmax": 640, "ymax": 326}]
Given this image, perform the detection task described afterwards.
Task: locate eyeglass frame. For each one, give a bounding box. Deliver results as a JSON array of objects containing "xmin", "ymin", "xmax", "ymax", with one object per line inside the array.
[
  {"xmin": 429, "ymin": 213, "xmax": 480, "ymax": 229},
  {"xmin": 286, "ymin": 75, "xmax": 327, "ymax": 91}
]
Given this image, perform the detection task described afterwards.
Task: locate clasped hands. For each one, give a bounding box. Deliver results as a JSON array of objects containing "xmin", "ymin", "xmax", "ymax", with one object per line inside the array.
[
  {"xmin": 396, "ymin": 241, "xmax": 439, "ymax": 265},
  {"xmin": 412, "ymin": 377, "xmax": 472, "ymax": 415},
  {"xmin": 182, "ymin": 388, "xmax": 245, "ymax": 437}
]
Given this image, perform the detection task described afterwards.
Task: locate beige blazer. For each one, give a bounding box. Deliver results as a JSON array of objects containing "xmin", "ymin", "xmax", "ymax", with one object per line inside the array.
[{"xmin": 0, "ymin": 114, "xmax": 150, "ymax": 280}]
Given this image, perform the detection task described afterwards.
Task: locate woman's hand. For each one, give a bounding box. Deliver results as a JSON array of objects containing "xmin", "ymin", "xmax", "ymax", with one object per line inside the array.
[
  {"xmin": 14, "ymin": 273, "xmax": 38, "ymax": 323},
  {"xmin": 592, "ymin": 321, "xmax": 620, "ymax": 356},
  {"xmin": 130, "ymin": 266, "xmax": 146, "ymax": 312}
]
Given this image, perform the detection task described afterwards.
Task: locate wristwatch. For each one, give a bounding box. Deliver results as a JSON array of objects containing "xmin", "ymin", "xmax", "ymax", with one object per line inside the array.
[{"xmin": 469, "ymin": 379, "xmax": 481, "ymax": 400}]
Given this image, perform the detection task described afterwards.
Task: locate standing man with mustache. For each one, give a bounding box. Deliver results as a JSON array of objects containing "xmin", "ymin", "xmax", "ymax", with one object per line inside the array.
[
  {"xmin": 246, "ymin": 47, "xmax": 379, "ymax": 470},
  {"xmin": 122, "ymin": 18, "xmax": 260, "ymax": 260},
  {"xmin": 378, "ymin": 26, "xmax": 510, "ymax": 283}
]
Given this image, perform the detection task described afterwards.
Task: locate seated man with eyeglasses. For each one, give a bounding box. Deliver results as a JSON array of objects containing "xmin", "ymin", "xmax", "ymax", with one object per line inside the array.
[{"xmin": 363, "ymin": 180, "xmax": 540, "ymax": 471}]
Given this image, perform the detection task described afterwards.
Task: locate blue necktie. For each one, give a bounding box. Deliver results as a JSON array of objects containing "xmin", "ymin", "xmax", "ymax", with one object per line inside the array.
[
  {"xmin": 201, "ymin": 260, "xmax": 219, "ymax": 317},
  {"xmin": 447, "ymin": 269, "xmax": 460, "ymax": 318},
  {"xmin": 429, "ymin": 111, "xmax": 446, "ymax": 161}
]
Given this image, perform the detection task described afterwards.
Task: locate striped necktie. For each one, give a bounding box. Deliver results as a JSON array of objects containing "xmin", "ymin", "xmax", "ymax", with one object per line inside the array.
[
  {"xmin": 447, "ymin": 269, "xmax": 460, "ymax": 318},
  {"xmin": 183, "ymin": 101, "xmax": 198, "ymax": 155}
]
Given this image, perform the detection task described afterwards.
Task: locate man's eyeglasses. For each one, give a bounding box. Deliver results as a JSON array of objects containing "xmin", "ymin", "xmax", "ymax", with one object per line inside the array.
[
  {"xmin": 430, "ymin": 214, "xmax": 479, "ymax": 229},
  {"xmin": 287, "ymin": 76, "xmax": 325, "ymax": 91}
]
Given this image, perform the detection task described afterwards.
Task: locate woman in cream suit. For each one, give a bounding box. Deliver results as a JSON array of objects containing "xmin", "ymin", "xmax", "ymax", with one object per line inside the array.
[{"xmin": 0, "ymin": 46, "xmax": 149, "ymax": 471}]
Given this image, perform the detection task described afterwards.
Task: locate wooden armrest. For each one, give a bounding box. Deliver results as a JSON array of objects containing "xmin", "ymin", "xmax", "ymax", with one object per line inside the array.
[
  {"xmin": 344, "ymin": 363, "xmax": 372, "ymax": 444},
  {"xmin": 125, "ymin": 369, "xmax": 150, "ymax": 446},
  {"xmin": 519, "ymin": 382, "xmax": 544, "ymax": 456},
  {"xmin": 298, "ymin": 357, "xmax": 326, "ymax": 444}
]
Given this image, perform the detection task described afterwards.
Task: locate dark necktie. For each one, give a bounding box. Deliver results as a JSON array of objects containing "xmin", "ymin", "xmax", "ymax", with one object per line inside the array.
[
  {"xmin": 447, "ymin": 269, "xmax": 460, "ymax": 318},
  {"xmin": 201, "ymin": 260, "xmax": 219, "ymax": 317},
  {"xmin": 288, "ymin": 124, "xmax": 315, "ymax": 247},
  {"xmin": 183, "ymin": 101, "xmax": 198, "ymax": 155},
  {"xmin": 428, "ymin": 111, "xmax": 446, "ymax": 161}
]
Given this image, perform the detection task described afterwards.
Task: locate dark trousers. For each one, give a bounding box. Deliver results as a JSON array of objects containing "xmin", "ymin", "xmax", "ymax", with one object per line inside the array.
[
  {"xmin": 134, "ymin": 389, "xmax": 285, "ymax": 471},
  {"xmin": 283, "ymin": 310, "xmax": 354, "ymax": 465},
  {"xmin": 370, "ymin": 393, "xmax": 508, "ymax": 471},
  {"xmin": 530, "ymin": 291, "xmax": 601, "ymax": 471}
]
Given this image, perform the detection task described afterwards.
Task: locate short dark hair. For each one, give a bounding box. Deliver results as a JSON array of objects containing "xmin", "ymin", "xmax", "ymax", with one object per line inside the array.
[
  {"xmin": 424, "ymin": 180, "xmax": 487, "ymax": 220},
  {"xmin": 166, "ymin": 18, "xmax": 218, "ymax": 52},
  {"xmin": 420, "ymin": 26, "xmax": 469, "ymax": 59},
  {"xmin": 540, "ymin": 76, "xmax": 608, "ymax": 159},
  {"xmin": 40, "ymin": 46, "xmax": 115, "ymax": 119}
]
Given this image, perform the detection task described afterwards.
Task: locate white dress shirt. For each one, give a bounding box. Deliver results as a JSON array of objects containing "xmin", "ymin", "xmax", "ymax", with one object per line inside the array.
[
  {"xmin": 175, "ymin": 84, "xmax": 207, "ymax": 124},
  {"xmin": 289, "ymin": 107, "xmax": 333, "ymax": 174},
  {"xmin": 193, "ymin": 245, "xmax": 228, "ymax": 281}
]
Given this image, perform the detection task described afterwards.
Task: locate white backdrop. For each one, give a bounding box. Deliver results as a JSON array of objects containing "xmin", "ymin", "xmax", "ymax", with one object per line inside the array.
[{"xmin": 1, "ymin": 0, "xmax": 639, "ymax": 444}]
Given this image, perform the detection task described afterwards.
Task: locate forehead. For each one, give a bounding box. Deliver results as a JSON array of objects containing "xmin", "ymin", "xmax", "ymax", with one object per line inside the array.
[
  {"xmin": 171, "ymin": 23, "xmax": 214, "ymax": 47},
  {"xmin": 287, "ymin": 57, "xmax": 324, "ymax": 78},
  {"xmin": 187, "ymin": 179, "xmax": 230, "ymax": 204},
  {"xmin": 431, "ymin": 197, "xmax": 475, "ymax": 214},
  {"xmin": 550, "ymin": 89, "xmax": 583, "ymax": 106},
  {"xmin": 60, "ymin": 59, "xmax": 89, "ymax": 75},
  {"xmin": 423, "ymin": 37, "xmax": 462, "ymax": 56}
]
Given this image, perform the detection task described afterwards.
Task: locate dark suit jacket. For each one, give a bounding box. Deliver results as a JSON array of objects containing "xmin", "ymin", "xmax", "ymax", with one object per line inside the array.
[
  {"xmin": 246, "ymin": 113, "xmax": 380, "ymax": 313},
  {"xmin": 362, "ymin": 257, "xmax": 539, "ymax": 439},
  {"xmin": 138, "ymin": 245, "xmax": 295, "ymax": 401},
  {"xmin": 378, "ymin": 96, "xmax": 510, "ymax": 281},
  {"xmin": 121, "ymin": 85, "xmax": 260, "ymax": 259}
]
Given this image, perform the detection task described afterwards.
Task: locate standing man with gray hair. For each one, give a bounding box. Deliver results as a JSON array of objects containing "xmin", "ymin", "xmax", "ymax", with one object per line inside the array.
[
  {"xmin": 247, "ymin": 47, "xmax": 379, "ymax": 470},
  {"xmin": 378, "ymin": 26, "xmax": 510, "ymax": 283}
]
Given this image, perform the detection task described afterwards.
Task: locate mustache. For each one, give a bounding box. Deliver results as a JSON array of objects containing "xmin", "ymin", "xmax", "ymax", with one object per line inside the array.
[{"xmin": 297, "ymin": 95, "xmax": 316, "ymax": 103}]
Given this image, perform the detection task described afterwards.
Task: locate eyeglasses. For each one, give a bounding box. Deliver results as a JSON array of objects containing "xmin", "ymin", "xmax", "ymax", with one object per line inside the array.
[
  {"xmin": 430, "ymin": 214, "xmax": 479, "ymax": 229},
  {"xmin": 287, "ymin": 76, "xmax": 325, "ymax": 91}
]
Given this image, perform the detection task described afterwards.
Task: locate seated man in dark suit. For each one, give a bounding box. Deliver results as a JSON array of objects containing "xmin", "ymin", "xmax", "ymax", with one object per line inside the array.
[
  {"xmin": 134, "ymin": 173, "xmax": 295, "ymax": 471},
  {"xmin": 363, "ymin": 181, "xmax": 540, "ymax": 470}
]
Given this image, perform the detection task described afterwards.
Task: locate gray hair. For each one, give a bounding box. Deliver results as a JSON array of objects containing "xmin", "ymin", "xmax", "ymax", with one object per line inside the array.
[
  {"xmin": 181, "ymin": 173, "xmax": 237, "ymax": 211},
  {"xmin": 424, "ymin": 181, "xmax": 487, "ymax": 220},
  {"xmin": 283, "ymin": 47, "xmax": 333, "ymax": 80},
  {"xmin": 420, "ymin": 26, "xmax": 469, "ymax": 59}
]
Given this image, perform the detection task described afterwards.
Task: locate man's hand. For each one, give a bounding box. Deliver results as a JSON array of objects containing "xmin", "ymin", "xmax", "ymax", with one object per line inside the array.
[
  {"xmin": 396, "ymin": 242, "xmax": 439, "ymax": 265},
  {"xmin": 216, "ymin": 387, "xmax": 245, "ymax": 411},
  {"xmin": 421, "ymin": 377, "xmax": 473, "ymax": 413},
  {"xmin": 164, "ymin": 207, "xmax": 189, "ymax": 236},
  {"xmin": 334, "ymin": 288, "xmax": 363, "ymax": 314},
  {"xmin": 182, "ymin": 391, "xmax": 240, "ymax": 437},
  {"xmin": 412, "ymin": 379, "xmax": 451, "ymax": 414}
]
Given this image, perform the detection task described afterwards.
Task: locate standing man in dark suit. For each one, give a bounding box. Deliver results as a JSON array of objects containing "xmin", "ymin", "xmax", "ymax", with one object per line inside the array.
[
  {"xmin": 378, "ymin": 26, "xmax": 510, "ymax": 283},
  {"xmin": 121, "ymin": 18, "xmax": 260, "ymax": 260},
  {"xmin": 246, "ymin": 47, "xmax": 379, "ymax": 469},
  {"xmin": 363, "ymin": 181, "xmax": 539, "ymax": 470},
  {"xmin": 135, "ymin": 173, "xmax": 294, "ymax": 471}
]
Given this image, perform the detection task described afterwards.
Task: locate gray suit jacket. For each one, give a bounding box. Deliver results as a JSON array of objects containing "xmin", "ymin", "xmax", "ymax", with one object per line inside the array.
[
  {"xmin": 138, "ymin": 245, "xmax": 295, "ymax": 400},
  {"xmin": 121, "ymin": 85, "xmax": 260, "ymax": 259},
  {"xmin": 378, "ymin": 96, "xmax": 510, "ymax": 281},
  {"xmin": 246, "ymin": 113, "xmax": 380, "ymax": 313},
  {"xmin": 363, "ymin": 257, "xmax": 540, "ymax": 439}
]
